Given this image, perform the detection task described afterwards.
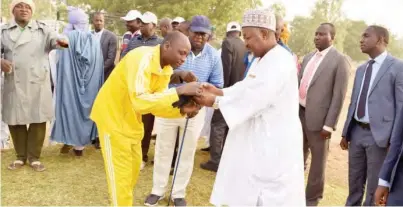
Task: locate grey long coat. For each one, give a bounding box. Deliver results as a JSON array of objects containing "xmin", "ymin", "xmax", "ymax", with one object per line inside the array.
[{"xmin": 1, "ymin": 20, "xmax": 62, "ymax": 125}]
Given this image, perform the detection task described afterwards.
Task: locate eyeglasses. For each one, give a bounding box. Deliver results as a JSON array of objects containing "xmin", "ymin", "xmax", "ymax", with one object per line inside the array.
[{"xmin": 190, "ymin": 31, "xmax": 209, "ymax": 38}]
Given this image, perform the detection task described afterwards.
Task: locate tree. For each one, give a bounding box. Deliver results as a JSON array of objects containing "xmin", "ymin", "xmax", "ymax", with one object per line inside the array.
[
  {"xmin": 388, "ymin": 35, "xmax": 403, "ymax": 59},
  {"xmin": 343, "ymin": 20, "xmax": 368, "ymax": 61},
  {"xmin": 289, "ymin": 0, "xmax": 347, "ymax": 56},
  {"xmin": 269, "ymin": 2, "xmax": 286, "ymax": 18},
  {"xmin": 62, "ymin": 0, "xmax": 262, "ymax": 36}
]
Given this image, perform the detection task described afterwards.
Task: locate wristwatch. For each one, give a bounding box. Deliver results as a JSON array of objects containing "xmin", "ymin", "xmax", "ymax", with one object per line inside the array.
[{"xmin": 212, "ymin": 96, "xmax": 220, "ymax": 109}]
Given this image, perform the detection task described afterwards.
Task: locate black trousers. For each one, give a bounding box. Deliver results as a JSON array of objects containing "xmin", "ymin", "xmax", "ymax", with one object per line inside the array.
[{"xmin": 142, "ymin": 114, "xmax": 155, "ymax": 162}]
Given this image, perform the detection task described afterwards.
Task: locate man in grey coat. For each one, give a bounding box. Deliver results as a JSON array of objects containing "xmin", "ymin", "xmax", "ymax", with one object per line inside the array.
[
  {"xmin": 299, "ymin": 23, "xmax": 351, "ymax": 206},
  {"xmin": 340, "ymin": 25, "xmax": 403, "ymax": 206},
  {"xmin": 1, "ymin": 0, "xmax": 68, "ymax": 172}
]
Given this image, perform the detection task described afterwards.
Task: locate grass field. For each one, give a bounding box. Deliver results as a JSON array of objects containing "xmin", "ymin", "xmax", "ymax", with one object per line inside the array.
[
  {"xmin": 1, "ymin": 138, "xmax": 349, "ymax": 206},
  {"xmin": 1, "ymin": 69, "xmax": 357, "ymax": 206}
]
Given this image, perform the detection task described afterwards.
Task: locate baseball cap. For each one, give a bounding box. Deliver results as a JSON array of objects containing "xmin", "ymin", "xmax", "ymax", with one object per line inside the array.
[
  {"xmin": 121, "ymin": 10, "xmax": 141, "ymax": 21},
  {"xmin": 139, "ymin": 11, "xmax": 158, "ymax": 24},
  {"xmin": 190, "ymin": 15, "xmax": 211, "ymax": 34},
  {"xmin": 226, "ymin": 21, "xmax": 241, "ymax": 32},
  {"xmin": 172, "ymin": 17, "xmax": 185, "ymax": 23}
]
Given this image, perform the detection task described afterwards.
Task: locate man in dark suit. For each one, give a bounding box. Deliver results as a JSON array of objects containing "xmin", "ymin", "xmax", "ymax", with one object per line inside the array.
[
  {"xmin": 340, "ymin": 25, "xmax": 403, "ymax": 206},
  {"xmin": 92, "ymin": 12, "xmax": 118, "ymax": 81},
  {"xmin": 200, "ymin": 21, "xmax": 246, "ymax": 172},
  {"xmin": 299, "ymin": 23, "xmax": 351, "ymax": 206},
  {"xmin": 375, "ymin": 112, "xmax": 403, "ymax": 206}
]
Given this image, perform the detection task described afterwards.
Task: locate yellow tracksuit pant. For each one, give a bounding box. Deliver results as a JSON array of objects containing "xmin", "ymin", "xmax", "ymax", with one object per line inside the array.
[{"xmin": 98, "ymin": 128, "xmax": 142, "ymax": 206}]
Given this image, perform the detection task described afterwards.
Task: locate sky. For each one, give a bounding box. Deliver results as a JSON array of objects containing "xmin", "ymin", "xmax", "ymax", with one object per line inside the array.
[{"xmin": 262, "ymin": 0, "xmax": 403, "ymax": 37}]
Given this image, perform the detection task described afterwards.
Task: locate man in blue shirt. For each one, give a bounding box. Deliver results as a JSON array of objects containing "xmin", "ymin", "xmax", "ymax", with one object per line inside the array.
[{"xmin": 144, "ymin": 15, "xmax": 223, "ymax": 206}]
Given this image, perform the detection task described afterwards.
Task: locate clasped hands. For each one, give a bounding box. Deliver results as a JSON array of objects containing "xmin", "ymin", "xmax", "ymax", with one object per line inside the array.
[{"xmin": 175, "ymin": 79, "xmax": 220, "ymax": 118}]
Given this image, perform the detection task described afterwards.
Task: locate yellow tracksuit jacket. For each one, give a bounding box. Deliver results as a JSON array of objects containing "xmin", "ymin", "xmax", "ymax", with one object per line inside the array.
[{"xmin": 90, "ymin": 45, "xmax": 183, "ymax": 206}]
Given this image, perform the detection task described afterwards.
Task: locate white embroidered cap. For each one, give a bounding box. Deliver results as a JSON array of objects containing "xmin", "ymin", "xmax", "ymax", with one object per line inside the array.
[{"xmin": 242, "ymin": 9, "xmax": 276, "ymax": 32}]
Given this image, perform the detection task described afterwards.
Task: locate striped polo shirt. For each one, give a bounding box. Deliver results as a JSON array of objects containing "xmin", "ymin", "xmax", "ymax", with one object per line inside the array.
[{"xmin": 171, "ymin": 43, "xmax": 224, "ymax": 88}]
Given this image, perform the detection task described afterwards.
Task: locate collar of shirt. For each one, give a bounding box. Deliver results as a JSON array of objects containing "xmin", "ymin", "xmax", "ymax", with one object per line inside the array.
[
  {"xmin": 372, "ymin": 50, "xmax": 388, "ymax": 65},
  {"xmin": 189, "ymin": 45, "xmax": 207, "ymax": 59},
  {"xmin": 133, "ymin": 30, "xmax": 141, "ymax": 36},
  {"xmin": 94, "ymin": 29, "xmax": 104, "ymax": 35},
  {"xmin": 8, "ymin": 19, "xmax": 35, "ymax": 30},
  {"xmin": 315, "ymin": 45, "xmax": 333, "ymax": 57},
  {"xmin": 150, "ymin": 46, "xmax": 173, "ymax": 76},
  {"xmin": 136, "ymin": 34, "xmax": 159, "ymax": 41}
]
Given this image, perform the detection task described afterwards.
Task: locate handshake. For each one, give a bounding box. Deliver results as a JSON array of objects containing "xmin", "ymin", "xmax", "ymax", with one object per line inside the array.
[{"xmin": 173, "ymin": 82, "xmax": 221, "ymax": 118}]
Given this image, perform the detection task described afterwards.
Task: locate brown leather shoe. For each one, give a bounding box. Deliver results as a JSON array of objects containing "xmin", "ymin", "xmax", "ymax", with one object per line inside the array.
[
  {"xmin": 73, "ymin": 149, "xmax": 83, "ymax": 156},
  {"xmin": 60, "ymin": 144, "xmax": 73, "ymax": 154}
]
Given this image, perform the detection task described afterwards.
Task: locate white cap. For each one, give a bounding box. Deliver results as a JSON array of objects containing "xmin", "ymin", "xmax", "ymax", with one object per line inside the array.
[
  {"xmin": 242, "ymin": 9, "xmax": 276, "ymax": 32},
  {"xmin": 172, "ymin": 17, "xmax": 185, "ymax": 23},
  {"xmin": 139, "ymin": 11, "xmax": 158, "ymax": 25},
  {"xmin": 226, "ymin": 21, "xmax": 241, "ymax": 32},
  {"xmin": 121, "ymin": 10, "xmax": 141, "ymax": 21}
]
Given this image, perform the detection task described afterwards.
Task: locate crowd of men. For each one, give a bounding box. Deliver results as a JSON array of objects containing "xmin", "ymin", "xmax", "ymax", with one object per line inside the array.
[{"xmin": 1, "ymin": 0, "xmax": 403, "ymax": 206}]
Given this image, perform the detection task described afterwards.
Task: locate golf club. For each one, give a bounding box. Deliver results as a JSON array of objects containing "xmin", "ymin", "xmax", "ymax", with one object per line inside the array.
[{"xmin": 167, "ymin": 117, "xmax": 190, "ymax": 206}]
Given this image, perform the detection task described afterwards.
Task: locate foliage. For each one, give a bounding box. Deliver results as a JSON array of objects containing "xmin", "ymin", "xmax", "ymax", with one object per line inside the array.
[
  {"xmin": 288, "ymin": 0, "xmax": 348, "ymax": 56},
  {"xmin": 59, "ymin": 0, "xmax": 262, "ymax": 36}
]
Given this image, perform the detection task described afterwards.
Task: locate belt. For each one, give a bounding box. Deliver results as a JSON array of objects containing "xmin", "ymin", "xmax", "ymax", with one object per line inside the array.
[{"xmin": 354, "ymin": 119, "xmax": 371, "ymax": 130}]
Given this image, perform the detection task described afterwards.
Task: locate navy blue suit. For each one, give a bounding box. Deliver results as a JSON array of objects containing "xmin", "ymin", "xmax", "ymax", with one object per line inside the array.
[{"xmin": 379, "ymin": 111, "xmax": 403, "ymax": 206}]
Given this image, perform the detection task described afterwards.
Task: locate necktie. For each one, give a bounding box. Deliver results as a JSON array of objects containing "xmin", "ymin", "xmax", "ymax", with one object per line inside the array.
[
  {"xmin": 299, "ymin": 52, "xmax": 322, "ymax": 99},
  {"xmin": 357, "ymin": 60, "xmax": 375, "ymax": 119}
]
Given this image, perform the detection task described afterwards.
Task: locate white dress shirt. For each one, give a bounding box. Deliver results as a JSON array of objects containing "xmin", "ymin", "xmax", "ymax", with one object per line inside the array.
[
  {"xmin": 300, "ymin": 45, "xmax": 333, "ymax": 132},
  {"xmin": 93, "ymin": 29, "xmax": 104, "ymax": 42},
  {"xmin": 354, "ymin": 51, "xmax": 388, "ymax": 123}
]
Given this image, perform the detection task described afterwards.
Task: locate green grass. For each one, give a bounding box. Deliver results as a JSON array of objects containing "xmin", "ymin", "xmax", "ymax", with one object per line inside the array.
[{"xmin": 1, "ymin": 140, "xmax": 348, "ymax": 206}]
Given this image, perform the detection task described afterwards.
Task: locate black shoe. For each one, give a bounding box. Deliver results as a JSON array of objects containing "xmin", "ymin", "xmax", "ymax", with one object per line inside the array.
[
  {"xmin": 200, "ymin": 161, "xmax": 218, "ymax": 172},
  {"xmin": 173, "ymin": 198, "xmax": 187, "ymax": 206},
  {"xmin": 144, "ymin": 194, "xmax": 163, "ymax": 206},
  {"xmin": 93, "ymin": 138, "xmax": 101, "ymax": 149},
  {"xmin": 201, "ymin": 147, "xmax": 210, "ymax": 152},
  {"xmin": 73, "ymin": 149, "xmax": 83, "ymax": 156}
]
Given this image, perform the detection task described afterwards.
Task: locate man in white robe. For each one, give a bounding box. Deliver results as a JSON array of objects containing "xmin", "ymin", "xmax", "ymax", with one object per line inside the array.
[{"xmin": 194, "ymin": 9, "xmax": 305, "ymax": 206}]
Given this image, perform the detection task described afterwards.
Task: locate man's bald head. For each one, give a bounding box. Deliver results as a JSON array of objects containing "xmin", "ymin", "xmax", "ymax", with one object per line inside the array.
[
  {"xmin": 161, "ymin": 31, "xmax": 191, "ymax": 68},
  {"xmin": 275, "ymin": 15, "xmax": 284, "ymax": 42},
  {"xmin": 159, "ymin": 17, "xmax": 173, "ymax": 37}
]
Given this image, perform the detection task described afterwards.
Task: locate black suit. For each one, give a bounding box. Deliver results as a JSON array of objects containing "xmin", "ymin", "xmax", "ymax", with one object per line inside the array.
[{"xmin": 98, "ymin": 29, "xmax": 118, "ymax": 81}]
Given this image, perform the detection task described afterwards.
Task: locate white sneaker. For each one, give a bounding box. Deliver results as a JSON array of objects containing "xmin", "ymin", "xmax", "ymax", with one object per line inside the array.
[{"xmin": 140, "ymin": 161, "xmax": 146, "ymax": 170}]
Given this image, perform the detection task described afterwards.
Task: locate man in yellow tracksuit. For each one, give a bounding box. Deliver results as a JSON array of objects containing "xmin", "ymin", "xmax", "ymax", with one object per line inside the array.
[{"xmin": 90, "ymin": 31, "xmax": 201, "ymax": 206}]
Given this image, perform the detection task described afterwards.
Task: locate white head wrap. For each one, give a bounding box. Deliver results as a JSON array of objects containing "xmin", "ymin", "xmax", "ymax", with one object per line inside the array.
[
  {"xmin": 242, "ymin": 9, "xmax": 276, "ymax": 32},
  {"xmin": 10, "ymin": 0, "xmax": 35, "ymax": 16}
]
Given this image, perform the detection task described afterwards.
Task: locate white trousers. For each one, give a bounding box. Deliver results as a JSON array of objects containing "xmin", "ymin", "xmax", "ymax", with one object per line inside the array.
[
  {"xmin": 199, "ymin": 107, "xmax": 214, "ymax": 146},
  {"xmin": 152, "ymin": 108, "xmax": 206, "ymax": 198}
]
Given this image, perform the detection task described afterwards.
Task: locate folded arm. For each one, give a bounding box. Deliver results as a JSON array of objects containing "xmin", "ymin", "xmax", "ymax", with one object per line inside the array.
[{"xmin": 218, "ymin": 65, "xmax": 290, "ymax": 129}]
